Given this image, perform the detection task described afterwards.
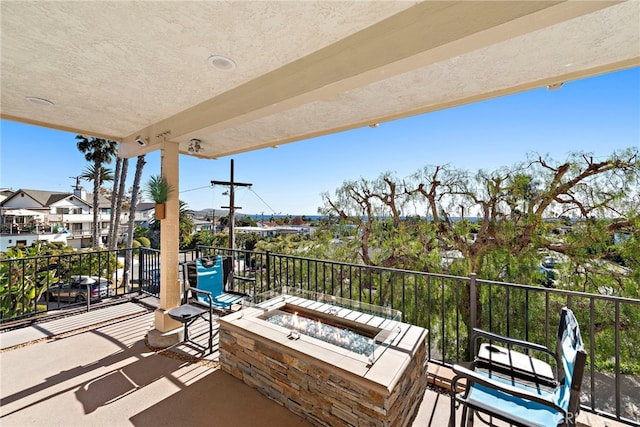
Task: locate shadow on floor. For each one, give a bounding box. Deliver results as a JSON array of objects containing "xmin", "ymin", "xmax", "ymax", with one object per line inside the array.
[
  {"xmin": 74, "ymin": 340, "xmax": 188, "ymax": 414},
  {"xmin": 129, "ymin": 369, "xmax": 311, "ymax": 427}
]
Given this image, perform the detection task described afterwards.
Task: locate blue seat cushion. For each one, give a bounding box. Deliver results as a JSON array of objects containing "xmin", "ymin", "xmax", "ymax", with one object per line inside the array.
[{"xmin": 466, "ymin": 370, "xmax": 566, "ymax": 427}]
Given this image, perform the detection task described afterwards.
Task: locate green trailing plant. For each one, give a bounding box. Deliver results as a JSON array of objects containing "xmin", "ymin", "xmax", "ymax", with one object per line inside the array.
[{"xmin": 145, "ymin": 175, "xmax": 174, "ymax": 204}]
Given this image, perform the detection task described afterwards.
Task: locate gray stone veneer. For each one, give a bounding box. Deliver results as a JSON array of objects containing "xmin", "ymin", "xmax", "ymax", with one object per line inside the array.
[{"xmin": 218, "ymin": 309, "xmax": 428, "ymax": 427}]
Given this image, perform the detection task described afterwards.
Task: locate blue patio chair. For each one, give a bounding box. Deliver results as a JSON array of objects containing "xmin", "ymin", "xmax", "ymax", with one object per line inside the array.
[
  {"xmin": 193, "ymin": 256, "xmax": 248, "ymax": 309},
  {"xmin": 450, "ymin": 307, "xmax": 586, "ymax": 427}
]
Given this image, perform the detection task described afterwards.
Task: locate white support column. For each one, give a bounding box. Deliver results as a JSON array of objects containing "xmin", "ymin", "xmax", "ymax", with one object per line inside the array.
[{"xmin": 148, "ymin": 140, "xmax": 182, "ymax": 345}]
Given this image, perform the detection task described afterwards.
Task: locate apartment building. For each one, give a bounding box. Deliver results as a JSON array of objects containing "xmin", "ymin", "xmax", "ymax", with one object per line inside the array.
[{"xmin": 0, "ymin": 187, "xmax": 115, "ymax": 251}]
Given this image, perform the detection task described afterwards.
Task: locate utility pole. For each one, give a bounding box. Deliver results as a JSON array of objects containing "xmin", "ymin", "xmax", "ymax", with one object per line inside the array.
[
  {"xmin": 69, "ymin": 176, "xmax": 81, "ymax": 190},
  {"xmin": 211, "ymin": 159, "xmax": 252, "ymax": 251}
]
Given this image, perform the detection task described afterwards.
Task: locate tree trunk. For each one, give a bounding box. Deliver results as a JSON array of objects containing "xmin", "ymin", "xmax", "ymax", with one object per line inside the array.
[
  {"xmin": 92, "ymin": 159, "xmax": 101, "ymax": 248},
  {"xmin": 123, "ymin": 155, "xmax": 146, "ymax": 290},
  {"xmin": 108, "ymin": 157, "xmax": 122, "ymax": 250},
  {"xmin": 111, "ymin": 158, "xmax": 128, "ymax": 250}
]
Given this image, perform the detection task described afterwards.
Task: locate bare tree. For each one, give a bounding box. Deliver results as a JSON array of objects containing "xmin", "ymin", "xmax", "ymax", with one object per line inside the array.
[{"xmin": 321, "ymin": 148, "xmax": 639, "ymax": 327}]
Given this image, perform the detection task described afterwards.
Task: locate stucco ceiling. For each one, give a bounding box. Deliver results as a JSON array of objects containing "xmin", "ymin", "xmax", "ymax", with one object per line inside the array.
[{"xmin": 1, "ymin": 1, "xmax": 638, "ymax": 160}]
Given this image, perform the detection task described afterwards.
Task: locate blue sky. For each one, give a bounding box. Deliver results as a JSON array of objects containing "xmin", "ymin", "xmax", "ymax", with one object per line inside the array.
[{"xmin": 1, "ymin": 67, "xmax": 639, "ymax": 216}]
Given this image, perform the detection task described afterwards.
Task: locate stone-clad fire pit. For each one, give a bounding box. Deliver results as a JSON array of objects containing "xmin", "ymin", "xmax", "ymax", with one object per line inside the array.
[{"xmin": 218, "ymin": 288, "xmax": 429, "ymax": 427}]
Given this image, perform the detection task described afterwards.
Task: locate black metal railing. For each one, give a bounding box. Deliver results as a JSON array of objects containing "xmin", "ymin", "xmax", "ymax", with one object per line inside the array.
[
  {"xmin": 190, "ymin": 246, "xmax": 639, "ymax": 425},
  {"xmin": 3, "ymin": 245, "xmax": 638, "ymax": 424},
  {"xmin": 0, "ymin": 247, "xmax": 141, "ymax": 325},
  {"xmin": 137, "ymin": 248, "xmax": 206, "ymax": 298}
]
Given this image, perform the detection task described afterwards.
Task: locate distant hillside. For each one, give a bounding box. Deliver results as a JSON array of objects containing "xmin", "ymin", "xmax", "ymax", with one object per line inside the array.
[{"xmin": 192, "ymin": 208, "xmax": 229, "ymax": 218}]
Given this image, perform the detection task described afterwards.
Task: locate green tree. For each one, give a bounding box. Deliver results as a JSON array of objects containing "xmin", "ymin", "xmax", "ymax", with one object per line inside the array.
[
  {"xmin": 179, "ymin": 200, "xmax": 195, "ymax": 247},
  {"xmin": 136, "ymin": 236, "xmax": 151, "ymax": 247},
  {"xmin": 237, "ymin": 216, "xmax": 257, "ymax": 226},
  {"xmin": 134, "ymin": 224, "xmax": 148, "ymax": 239},
  {"xmin": 321, "ymin": 148, "xmax": 640, "ymax": 330},
  {"xmin": 76, "ymin": 136, "xmax": 118, "ymax": 248},
  {"xmin": 0, "ymin": 245, "xmax": 57, "ymax": 318},
  {"xmin": 190, "ymin": 230, "xmax": 215, "ymax": 248},
  {"xmin": 80, "ymin": 164, "xmax": 114, "ymax": 185}
]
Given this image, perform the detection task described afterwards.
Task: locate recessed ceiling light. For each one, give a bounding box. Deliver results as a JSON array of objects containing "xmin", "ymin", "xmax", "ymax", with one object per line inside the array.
[
  {"xmin": 26, "ymin": 96, "xmax": 54, "ymax": 106},
  {"xmin": 208, "ymin": 55, "xmax": 236, "ymax": 72}
]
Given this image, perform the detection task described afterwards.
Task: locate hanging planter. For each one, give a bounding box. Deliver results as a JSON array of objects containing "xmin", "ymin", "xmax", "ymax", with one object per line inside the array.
[
  {"xmin": 145, "ymin": 175, "xmax": 174, "ymax": 221},
  {"xmin": 154, "ymin": 202, "xmax": 166, "ymax": 220}
]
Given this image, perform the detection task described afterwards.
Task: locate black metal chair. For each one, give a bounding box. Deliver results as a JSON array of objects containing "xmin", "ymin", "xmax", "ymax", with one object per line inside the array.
[
  {"xmin": 450, "ymin": 307, "xmax": 586, "ymax": 427},
  {"xmin": 166, "ymin": 285, "xmax": 215, "ymax": 352}
]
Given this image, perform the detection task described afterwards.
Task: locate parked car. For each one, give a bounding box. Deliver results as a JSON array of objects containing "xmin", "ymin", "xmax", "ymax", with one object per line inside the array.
[
  {"xmin": 542, "ymin": 256, "xmax": 557, "ymax": 269},
  {"xmin": 45, "ymin": 276, "xmax": 109, "ymax": 302},
  {"xmin": 535, "ymin": 267, "xmax": 557, "ymax": 288}
]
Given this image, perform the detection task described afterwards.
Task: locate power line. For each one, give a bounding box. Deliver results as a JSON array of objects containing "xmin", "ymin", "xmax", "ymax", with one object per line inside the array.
[
  {"xmin": 179, "ymin": 185, "xmax": 212, "ymax": 193},
  {"xmin": 248, "ymin": 187, "xmax": 277, "ymax": 215}
]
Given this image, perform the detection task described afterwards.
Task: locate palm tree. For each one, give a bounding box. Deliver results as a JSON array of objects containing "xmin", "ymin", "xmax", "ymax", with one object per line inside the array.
[
  {"xmin": 107, "ymin": 158, "xmax": 122, "ymax": 249},
  {"xmin": 80, "ymin": 165, "xmax": 114, "ymax": 184},
  {"xmin": 179, "ymin": 200, "xmax": 195, "ymax": 243},
  {"xmin": 110, "ymin": 158, "xmax": 129, "ymax": 250},
  {"xmin": 80, "ymin": 163, "xmax": 115, "ymax": 247},
  {"xmin": 76, "ymin": 136, "xmax": 118, "ymax": 248},
  {"xmin": 123, "ymin": 155, "xmax": 145, "ymax": 290}
]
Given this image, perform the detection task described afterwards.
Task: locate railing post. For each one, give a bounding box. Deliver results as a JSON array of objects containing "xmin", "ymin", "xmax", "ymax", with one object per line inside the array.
[
  {"xmin": 266, "ymin": 250, "xmax": 271, "ymax": 291},
  {"xmin": 469, "ymin": 273, "xmax": 477, "ymax": 330},
  {"xmin": 467, "ymin": 273, "xmax": 478, "ymax": 361},
  {"xmin": 138, "ymin": 248, "xmax": 144, "ymax": 296},
  {"xmin": 86, "ymin": 282, "xmax": 91, "ymax": 312}
]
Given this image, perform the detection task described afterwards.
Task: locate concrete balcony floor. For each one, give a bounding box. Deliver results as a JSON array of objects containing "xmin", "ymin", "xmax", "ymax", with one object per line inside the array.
[{"xmin": 0, "ymin": 300, "xmax": 626, "ymax": 427}]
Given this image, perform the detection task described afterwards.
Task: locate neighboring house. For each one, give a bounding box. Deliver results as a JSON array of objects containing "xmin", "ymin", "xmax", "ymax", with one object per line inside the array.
[
  {"xmin": 0, "ymin": 187, "xmax": 116, "ymax": 251},
  {"xmin": 0, "ymin": 189, "xmax": 14, "ymax": 204},
  {"xmin": 134, "ymin": 202, "xmax": 156, "ymax": 228},
  {"xmin": 235, "ymin": 224, "xmax": 312, "ymax": 237},
  {"xmin": 193, "ymin": 218, "xmax": 216, "ymax": 233}
]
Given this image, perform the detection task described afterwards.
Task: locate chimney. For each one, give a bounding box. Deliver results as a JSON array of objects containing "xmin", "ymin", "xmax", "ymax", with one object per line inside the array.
[
  {"xmin": 73, "ymin": 186, "xmax": 87, "ymax": 201},
  {"xmin": 71, "ymin": 176, "xmax": 87, "ymax": 200}
]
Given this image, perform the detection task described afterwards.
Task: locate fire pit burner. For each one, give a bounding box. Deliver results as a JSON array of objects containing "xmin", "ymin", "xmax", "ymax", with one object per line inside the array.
[{"xmin": 261, "ymin": 309, "xmax": 375, "ymax": 356}]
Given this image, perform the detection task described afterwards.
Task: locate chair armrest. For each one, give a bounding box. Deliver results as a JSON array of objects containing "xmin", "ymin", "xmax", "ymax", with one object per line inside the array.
[
  {"xmin": 187, "ymin": 286, "xmax": 211, "ymax": 296},
  {"xmin": 221, "ymin": 290, "xmax": 248, "ymax": 297},
  {"xmin": 472, "ymin": 328, "xmax": 557, "ymax": 360},
  {"xmin": 231, "ymin": 275, "xmax": 256, "ymax": 297},
  {"xmin": 187, "ymin": 286, "xmax": 213, "ymax": 309},
  {"xmin": 451, "ymin": 364, "xmax": 567, "ymax": 416}
]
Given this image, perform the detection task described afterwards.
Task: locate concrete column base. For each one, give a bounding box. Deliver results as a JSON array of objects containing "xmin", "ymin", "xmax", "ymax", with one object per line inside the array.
[
  {"xmin": 146, "ymin": 308, "xmax": 184, "ymax": 349},
  {"xmin": 146, "ymin": 326, "xmax": 184, "ymax": 349}
]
